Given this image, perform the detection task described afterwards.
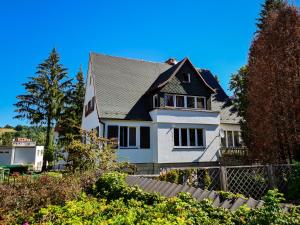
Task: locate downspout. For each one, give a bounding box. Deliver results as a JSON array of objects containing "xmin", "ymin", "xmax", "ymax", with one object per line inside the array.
[{"xmin": 99, "ymin": 118, "xmax": 105, "ymax": 137}]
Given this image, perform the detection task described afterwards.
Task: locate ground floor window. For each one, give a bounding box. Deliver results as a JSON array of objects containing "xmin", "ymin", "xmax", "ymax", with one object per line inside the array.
[
  {"xmin": 173, "ymin": 128, "xmax": 204, "ymax": 147},
  {"xmin": 221, "ymin": 130, "xmax": 241, "ymax": 148},
  {"xmin": 107, "ymin": 125, "xmax": 150, "ymax": 149}
]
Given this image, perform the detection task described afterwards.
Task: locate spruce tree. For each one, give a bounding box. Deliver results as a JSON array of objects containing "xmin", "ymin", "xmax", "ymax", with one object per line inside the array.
[
  {"xmin": 256, "ymin": 0, "xmax": 285, "ymax": 31},
  {"xmin": 14, "ymin": 48, "xmax": 72, "ymax": 166},
  {"xmin": 57, "ymin": 67, "xmax": 85, "ymax": 143}
]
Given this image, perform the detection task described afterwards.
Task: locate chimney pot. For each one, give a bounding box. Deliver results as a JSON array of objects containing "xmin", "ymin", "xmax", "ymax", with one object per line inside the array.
[{"xmin": 165, "ymin": 58, "xmax": 177, "ymax": 65}]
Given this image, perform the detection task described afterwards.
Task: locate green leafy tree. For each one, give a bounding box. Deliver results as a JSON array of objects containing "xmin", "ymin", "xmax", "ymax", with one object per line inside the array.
[
  {"xmin": 229, "ymin": 66, "xmax": 248, "ymax": 118},
  {"xmin": 64, "ymin": 130, "xmax": 117, "ymax": 172},
  {"xmin": 14, "ymin": 48, "xmax": 72, "ymax": 166},
  {"xmin": 229, "ymin": 66, "xmax": 252, "ymax": 147},
  {"xmin": 0, "ymin": 132, "xmax": 14, "ymax": 146},
  {"xmin": 57, "ymin": 67, "xmax": 85, "ymax": 144}
]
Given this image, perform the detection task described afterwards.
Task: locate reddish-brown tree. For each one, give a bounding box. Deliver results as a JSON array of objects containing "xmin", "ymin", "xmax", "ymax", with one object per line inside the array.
[{"xmin": 246, "ymin": 4, "xmax": 300, "ymax": 163}]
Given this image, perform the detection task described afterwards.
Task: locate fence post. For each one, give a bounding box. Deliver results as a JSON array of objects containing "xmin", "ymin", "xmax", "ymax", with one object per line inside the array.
[
  {"xmin": 220, "ymin": 166, "xmax": 228, "ymax": 191},
  {"xmin": 267, "ymin": 165, "xmax": 276, "ymax": 189}
]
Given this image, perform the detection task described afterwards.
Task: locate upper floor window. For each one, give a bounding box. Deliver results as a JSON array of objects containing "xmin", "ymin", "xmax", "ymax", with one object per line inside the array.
[
  {"xmin": 165, "ymin": 94, "xmax": 174, "ymax": 107},
  {"xmin": 85, "ymin": 96, "xmax": 95, "ymax": 117},
  {"xmin": 182, "ymin": 73, "xmax": 191, "ymax": 83},
  {"xmin": 153, "ymin": 94, "xmax": 159, "ymax": 108},
  {"xmin": 164, "ymin": 94, "xmax": 206, "ymax": 110}
]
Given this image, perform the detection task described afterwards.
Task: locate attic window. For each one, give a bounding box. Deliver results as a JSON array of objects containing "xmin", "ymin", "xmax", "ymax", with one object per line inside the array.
[{"xmin": 182, "ymin": 73, "xmax": 190, "ymax": 83}]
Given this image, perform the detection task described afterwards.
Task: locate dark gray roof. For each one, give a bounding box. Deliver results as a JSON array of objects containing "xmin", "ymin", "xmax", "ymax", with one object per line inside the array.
[{"xmin": 91, "ymin": 53, "xmax": 240, "ymax": 123}]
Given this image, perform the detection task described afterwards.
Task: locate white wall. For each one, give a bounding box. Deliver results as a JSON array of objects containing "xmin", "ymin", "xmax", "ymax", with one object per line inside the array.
[
  {"xmin": 150, "ymin": 109, "xmax": 220, "ymax": 125},
  {"xmin": 81, "ymin": 59, "xmax": 101, "ymax": 134},
  {"xmin": 0, "ymin": 148, "xmax": 12, "ymax": 165},
  {"xmin": 156, "ymin": 123, "xmax": 220, "ymax": 163},
  {"xmin": 102, "ymin": 119, "xmax": 155, "ymax": 163},
  {"xmin": 220, "ymin": 123, "xmax": 241, "ymax": 132},
  {"xmin": 0, "ymin": 146, "xmax": 43, "ymax": 171}
]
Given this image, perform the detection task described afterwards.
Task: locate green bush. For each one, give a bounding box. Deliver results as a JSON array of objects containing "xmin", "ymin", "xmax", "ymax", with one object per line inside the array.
[{"xmin": 26, "ymin": 172, "xmax": 300, "ymax": 225}]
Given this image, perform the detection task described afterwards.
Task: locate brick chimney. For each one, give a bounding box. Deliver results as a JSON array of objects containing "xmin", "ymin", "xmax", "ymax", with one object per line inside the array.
[{"xmin": 165, "ymin": 58, "xmax": 177, "ymax": 65}]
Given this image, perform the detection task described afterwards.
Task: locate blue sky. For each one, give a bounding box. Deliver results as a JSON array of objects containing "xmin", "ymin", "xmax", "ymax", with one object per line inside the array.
[{"xmin": 0, "ymin": 0, "xmax": 278, "ymax": 126}]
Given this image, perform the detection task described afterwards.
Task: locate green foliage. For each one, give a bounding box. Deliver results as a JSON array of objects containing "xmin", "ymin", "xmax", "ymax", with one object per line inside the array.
[
  {"xmin": 229, "ymin": 66, "xmax": 248, "ymax": 119},
  {"xmin": 24, "ymin": 173, "xmax": 300, "ymax": 225},
  {"xmin": 14, "ymin": 48, "xmax": 72, "ymax": 164},
  {"xmin": 64, "ymin": 130, "xmax": 119, "ymax": 172},
  {"xmin": 287, "ymin": 162, "xmax": 300, "ymax": 200},
  {"xmin": 0, "ymin": 131, "xmax": 14, "ymax": 146},
  {"xmin": 217, "ymin": 191, "xmax": 247, "ymax": 202},
  {"xmin": 203, "ymin": 169, "xmax": 212, "ymax": 189},
  {"xmin": 57, "ymin": 67, "xmax": 85, "ymax": 144}
]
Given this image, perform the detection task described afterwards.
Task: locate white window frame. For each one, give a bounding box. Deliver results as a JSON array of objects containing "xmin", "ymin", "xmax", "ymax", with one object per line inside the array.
[
  {"xmin": 119, "ymin": 126, "xmax": 137, "ymax": 148},
  {"xmin": 175, "ymin": 95, "xmax": 186, "ymax": 108},
  {"xmin": 195, "ymin": 96, "xmax": 206, "ymax": 110},
  {"xmin": 182, "ymin": 73, "xmax": 191, "ymax": 83},
  {"xmin": 164, "ymin": 94, "xmax": 207, "ymax": 110},
  {"xmin": 173, "ymin": 128, "xmax": 205, "ymax": 148},
  {"xmin": 153, "ymin": 94, "xmax": 158, "ymax": 108},
  {"xmin": 223, "ymin": 130, "xmax": 241, "ymax": 148},
  {"xmin": 165, "ymin": 94, "xmax": 175, "ymax": 107}
]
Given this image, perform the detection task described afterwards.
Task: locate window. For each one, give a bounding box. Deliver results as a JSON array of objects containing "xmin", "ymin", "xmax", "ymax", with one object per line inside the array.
[
  {"xmin": 176, "ymin": 95, "xmax": 185, "ymax": 107},
  {"xmin": 120, "ymin": 126, "xmax": 128, "ymax": 147},
  {"xmin": 187, "ymin": 96, "xmax": 195, "ymax": 108},
  {"xmin": 189, "ymin": 128, "xmax": 196, "ymax": 146},
  {"xmin": 85, "ymin": 97, "xmax": 96, "ymax": 117},
  {"xmin": 129, "ymin": 127, "xmax": 136, "ymax": 147},
  {"xmin": 182, "ymin": 73, "xmax": 191, "ymax": 83},
  {"xmin": 181, "ymin": 128, "xmax": 188, "ymax": 146},
  {"xmin": 174, "ymin": 128, "xmax": 204, "ymax": 147},
  {"xmin": 174, "ymin": 128, "xmax": 180, "ymax": 146},
  {"xmin": 164, "ymin": 94, "xmax": 206, "ymax": 110},
  {"xmin": 196, "ymin": 97, "xmax": 206, "ymax": 109},
  {"xmin": 222, "ymin": 130, "xmax": 242, "ymax": 148},
  {"xmin": 227, "ymin": 131, "xmax": 234, "ymax": 147},
  {"xmin": 221, "ymin": 131, "xmax": 227, "ymax": 147},
  {"xmin": 197, "ymin": 129, "xmax": 204, "ymax": 146},
  {"xmin": 140, "ymin": 127, "xmax": 150, "ymax": 149},
  {"xmin": 234, "ymin": 131, "xmax": 241, "ymax": 147},
  {"xmin": 153, "ymin": 94, "xmax": 159, "ymax": 108},
  {"xmin": 165, "ymin": 95, "xmax": 174, "ymax": 107}
]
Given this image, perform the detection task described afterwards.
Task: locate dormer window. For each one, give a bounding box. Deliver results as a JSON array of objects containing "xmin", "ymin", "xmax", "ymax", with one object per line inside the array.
[
  {"xmin": 182, "ymin": 73, "xmax": 191, "ymax": 83},
  {"xmin": 153, "ymin": 94, "xmax": 159, "ymax": 108}
]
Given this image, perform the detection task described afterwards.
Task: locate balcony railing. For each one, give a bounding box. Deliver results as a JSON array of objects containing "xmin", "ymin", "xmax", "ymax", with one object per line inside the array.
[{"xmin": 220, "ymin": 147, "xmax": 248, "ymax": 157}]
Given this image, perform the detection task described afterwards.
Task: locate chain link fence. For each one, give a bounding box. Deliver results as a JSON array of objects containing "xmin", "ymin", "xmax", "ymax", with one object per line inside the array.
[{"xmin": 160, "ymin": 164, "xmax": 294, "ymax": 199}]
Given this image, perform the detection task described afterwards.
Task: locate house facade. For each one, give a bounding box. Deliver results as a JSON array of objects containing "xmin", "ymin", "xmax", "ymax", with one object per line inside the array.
[{"xmin": 81, "ymin": 53, "xmax": 242, "ymax": 173}]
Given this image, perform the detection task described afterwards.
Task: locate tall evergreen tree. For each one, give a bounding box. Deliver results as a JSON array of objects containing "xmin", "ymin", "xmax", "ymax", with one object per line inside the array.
[
  {"xmin": 256, "ymin": 0, "xmax": 285, "ymax": 31},
  {"xmin": 247, "ymin": 3, "xmax": 300, "ymax": 163},
  {"xmin": 57, "ymin": 66, "xmax": 85, "ymax": 143},
  {"xmin": 14, "ymin": 48, "xmax": 72, "ymax": 165}
]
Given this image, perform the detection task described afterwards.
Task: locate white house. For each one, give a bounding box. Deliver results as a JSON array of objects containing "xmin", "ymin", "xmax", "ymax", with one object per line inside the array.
[
  {"xmin": 0, "ymin": 138, "xmax": 44, "ymax": 171},
  {"xmin": 81, "ymin": 53, "xmax": 242, "ymax": 173}
]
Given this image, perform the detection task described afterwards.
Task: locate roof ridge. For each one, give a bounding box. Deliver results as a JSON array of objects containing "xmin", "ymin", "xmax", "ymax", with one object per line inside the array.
[{"xmin": 90, "ymin": 51, "xmax": 170, "ymax": 66}]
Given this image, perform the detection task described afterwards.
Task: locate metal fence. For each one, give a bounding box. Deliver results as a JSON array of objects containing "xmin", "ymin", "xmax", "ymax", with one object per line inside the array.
[{"xmin": 160, "ymin": 164, "xmax": 294, "ymax": 199}]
